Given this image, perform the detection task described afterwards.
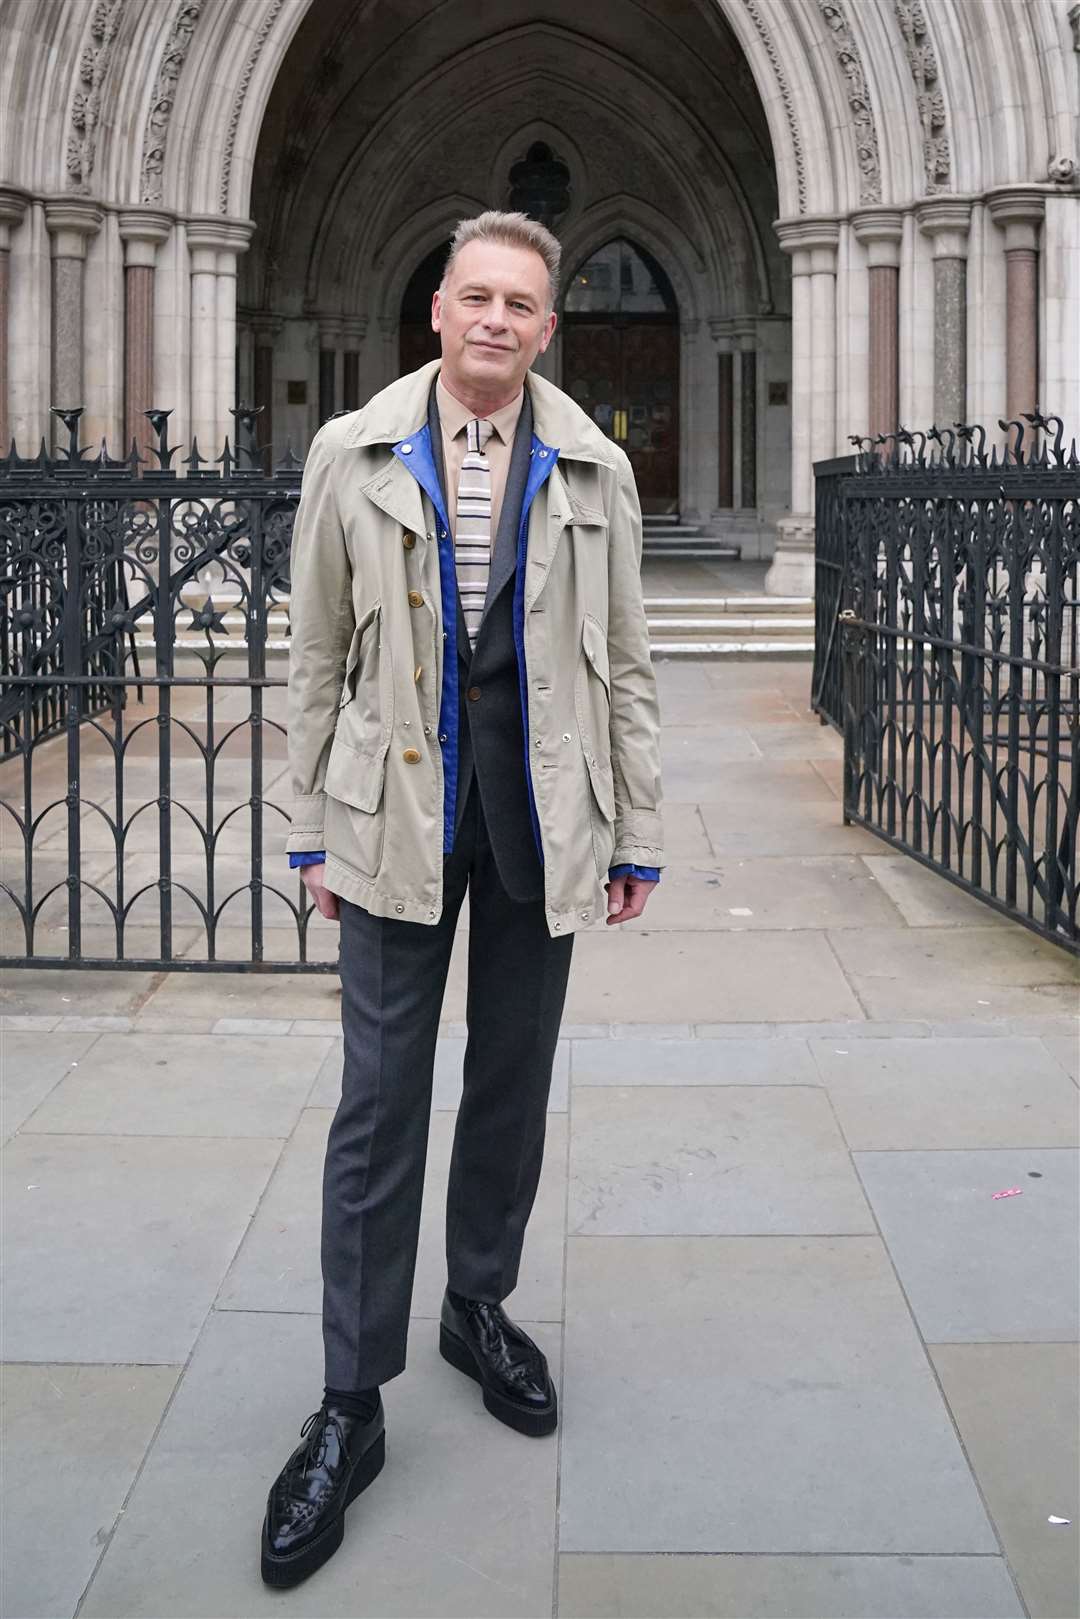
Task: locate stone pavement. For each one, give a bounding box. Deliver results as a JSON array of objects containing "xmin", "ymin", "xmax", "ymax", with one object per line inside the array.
[{"xmin": 2, "ymin": 658, "xmax": 1078, "ymax": 1619}]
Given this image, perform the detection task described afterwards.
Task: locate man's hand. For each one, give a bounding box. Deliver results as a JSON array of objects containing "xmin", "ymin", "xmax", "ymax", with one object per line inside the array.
[
  {"xmin": 301, "ymin": 861, "xmax": 339, "ymax": 921},
  {"xmin": 605, "ymin": 873, "xmax": 658, "ymax": 925}
]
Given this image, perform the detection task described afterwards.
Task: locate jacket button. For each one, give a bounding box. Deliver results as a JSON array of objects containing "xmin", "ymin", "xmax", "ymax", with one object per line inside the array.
[
  {"xmin": 438, "ymin": 732, "xmax": 447, "ymax": 743},
  {"xmin": 402, "ymin": 747, "xmax": 421, "ymax": 763},
  {"xmin": 395, "ymin": 903, "xmax": 405, "ymax": 913},
  {"xmin": 466, "ymin": 685, "xmax": 481, "ymax": 702},
  {"xmin": 581, "ymin": 911, "xmax": 590, "ymax": 921},
  {"xmin": 401, "ymin": 443, "xmax": 413, "ymax": 454},
  {"xmin": 562, "ymin": 732, "xmax": 571, "ymax": 742},
  {"xmin": 403, "ymin": 532, "xmax": 416, "ymax": 550},
  {"xmin": 408, "ymin": 591, "xmax": 423, "ymax": 608},
  {"xmin": 553, "ymin": 921, "xmax": 561, "ymax": 931}
]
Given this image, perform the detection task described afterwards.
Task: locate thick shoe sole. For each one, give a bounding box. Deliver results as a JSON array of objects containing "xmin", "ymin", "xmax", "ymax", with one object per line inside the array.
[
  {"xmin": 439, "ymin": 1323, "xmax": 558, "ymax": 1437},
  {"xmin": 260, "ymin": 1429, "xmax": 385, "ymax": 1588}
]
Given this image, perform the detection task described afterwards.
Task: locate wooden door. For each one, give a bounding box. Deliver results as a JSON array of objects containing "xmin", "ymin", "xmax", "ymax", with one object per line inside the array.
[{"xmin": 562, "ymin": 319, "xmax": 679, "ymax": 513}]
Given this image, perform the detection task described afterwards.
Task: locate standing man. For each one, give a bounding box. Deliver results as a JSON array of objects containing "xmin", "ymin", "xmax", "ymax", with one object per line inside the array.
[{"xmin": 262, "ymin": 211, "xmax": 663, "ymax": 1587}]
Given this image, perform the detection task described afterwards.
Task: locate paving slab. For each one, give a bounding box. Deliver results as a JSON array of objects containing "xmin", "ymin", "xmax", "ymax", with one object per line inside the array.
[
  {"xmin": 853, "ymin": 1148, "xmax": 1080, "ymax": 1341},
  {"xmin": 2, "ymin": 1132, "xmax": 282, "ymax": 1362},
  {"xmin": 691, "ymin": 760, "xmax": 840, "ymax": 806},
  {"xmin": 0, "ymin": 967, "xmax": 158, "ymax": 1016},
  {"xmin": 1042, "ymin": 1032, "xmax": 1080, "ymax": 1082},
  {"xmin": 557, "ymin": 1552, "xmax": 1024, "ymax": 1617},
  {"xmin": 660, "ymin": 727, "xmax": 764, "ymax": 798},
  {"xmin": 219, "ymin": 1107, "xmax": 567, "ymax": 1323},
  {"xmin": 640, "ymin": 856, "xmax": 902, "ymax": 931},
  {"xmin": 308, "ymin": 1035, "xmax": 569, "ymax": 1112},
  {"xmin": 80, "ymin": 1309, "xmax": 559, "ymax": 1618},
  {"xmin": 743, "ymin": 721, "xmax": 845, "ymax": 761},
  {"xmin": 809, "ymin": 1036, "xmax": 1080, "ymax": 1149},
  {"xmin": 568, "ymin": 1086, "xmax": 873, "ymax": 1235},
  {"xmin": 20, "ymin": 1031, "xmax": 330, "ymax": 1138},
  {"xmin": 930, "ymin": 1343, "xmax": 1080, "ymax": 1619},
  {"xmin": 0, "ymin": 1361, "xmax": 181, "ymax": 1619},
  {"xmin": 654, "ymin": 801, "xmax": 714, "ymax": 860},
  {"xmin": 826, "ymin": 925, "xmax": 1080, "ymax": 1020},
  {"xmin": 698, "ymin": 799, "xmax": 883, "ymax": 857},
  {"xmin": 560, "ymin": 931, "xmax": 862, "ymax": 1024},
  {"xmin": 1, "ymin": 1030, "xmax": 100, "ymax": 1143},
  {"xmin": 571, "ymin": 1035, "xmax": 817, "ymax": 1087},
  {"xmin": 141, "ymin": 969, "xmax": 343, "ymax": 1023},
  {"xmin": 861, "ymin": 855, "xmax": 1014, "ymax": 928},
  {"xmin": 559, "ymin": 1235, "xmax": 997, "ymax": 1554}
]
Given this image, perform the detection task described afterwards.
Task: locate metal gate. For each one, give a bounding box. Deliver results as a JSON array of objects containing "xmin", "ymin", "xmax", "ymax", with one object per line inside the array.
[
  {"xmin": 816, "ymin": 415, "xmax": 1079, "ymax": 953},
  {"xmin": 0, "ymin": 406, "xmax": 338, "ymax": 971}
]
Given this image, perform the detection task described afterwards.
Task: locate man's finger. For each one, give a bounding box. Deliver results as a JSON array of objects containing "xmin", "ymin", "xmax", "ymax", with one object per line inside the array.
[
  {"xmin": 606, "ymin": 875, "xmax": 626, "ymax": 917},
  {"xmin": 605, "ymin": 877, "xmax": 657, "ymax": 925}
]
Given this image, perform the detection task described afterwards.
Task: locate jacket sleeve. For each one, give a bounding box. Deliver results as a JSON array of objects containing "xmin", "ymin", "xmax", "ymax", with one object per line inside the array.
[
  {"xmin": 606, "ymin": 448, "xmax": 664, "ymax": 869},
  {"xmin": 284, "ymin": 426, "xmax": 355, "ymax": 853}
]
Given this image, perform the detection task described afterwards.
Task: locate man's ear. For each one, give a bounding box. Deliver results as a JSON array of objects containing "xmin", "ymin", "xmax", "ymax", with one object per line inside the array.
[
  {"xmin": 538, "ymin": 310, "xmax": 557, "ymax": 353},
  {"xmin": 431, "ymin": 289, "xmax": 443, "ymax": 333}
]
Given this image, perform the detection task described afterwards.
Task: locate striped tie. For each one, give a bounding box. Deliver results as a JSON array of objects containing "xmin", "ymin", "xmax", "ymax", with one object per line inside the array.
[{"xmin": 455, "ymin": 417, "xmax": 494, "ymax": 649}]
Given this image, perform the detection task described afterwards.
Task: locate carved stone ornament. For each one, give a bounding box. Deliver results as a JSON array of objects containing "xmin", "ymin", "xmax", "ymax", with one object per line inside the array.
[
  {"xmin": 740, "ymin": 0, "xmax": 807, "ymax": 213},
  {"xmin": 66, "ymin": 0, "xmax": 126, "ymax": 193},
  {"xmin": 221, "ymin": 0, "xmax": 286, "ymax": 213},
  {"xmin": 1047, "ymin": 155, "xmax": 1077, "ymax": 184},
  {"xmin": 817, "ymin": 0, "xmax": 882, "ymax": 205},
  {"xmin": 894, "ymin": 0, "xmax": 951, "ymax": 193},
  {"xmin": 140, "ymin": 2, "xmax": 203, "ymax": 206},
  {"xmin": 1069, "ymin": 3, "xmax": 1080, "ymax": 52}
]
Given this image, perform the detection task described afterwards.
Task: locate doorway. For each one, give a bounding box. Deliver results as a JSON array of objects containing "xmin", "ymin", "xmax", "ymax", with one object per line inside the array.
[{"xmin": 561, "ymin": 239, "xmax": 679, "ymax": 514}]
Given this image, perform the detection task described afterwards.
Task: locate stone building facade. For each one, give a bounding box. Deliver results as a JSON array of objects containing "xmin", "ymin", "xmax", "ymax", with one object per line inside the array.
[{"xmin": 1, "ymin": 0, "xmax": 1077, "ymax": 593}]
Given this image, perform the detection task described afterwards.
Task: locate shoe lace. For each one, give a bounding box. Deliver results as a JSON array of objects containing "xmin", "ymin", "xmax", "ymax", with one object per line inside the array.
[{"xmin": 290, "ymin": 1407, "xmax": 334, "ymax": 1477}]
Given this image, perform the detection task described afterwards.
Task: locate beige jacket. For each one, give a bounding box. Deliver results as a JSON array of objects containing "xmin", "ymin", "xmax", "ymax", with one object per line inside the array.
[{"xmin": 285, "ymin": 358, "xmax": 664, "ymax": 938}]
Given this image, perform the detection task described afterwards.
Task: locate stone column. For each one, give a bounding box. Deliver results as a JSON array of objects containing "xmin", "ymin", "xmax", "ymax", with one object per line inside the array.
[
  {"xmin": 44, "ymin": 198, "xmax": 103, "ymax": 438},
  {"xmin": 342, "ymin": 316, "xmax": 366, "ymax": 410},
  {"xmin": 916, "ymin": 199, "xmax": 973, "ymax": 427},
  {"xmin": 185, "ymin": 217, "xmax": 253, "ymax": 459},
  {"xmin": 117, "ymin": 210, "xmax": 171, "ymax": 462},
  {"xmin": 318, "ymin": 317, "xmax": 342, "ymax": 422},
  {"xmin": 252, "ymin": 314, "xmax": 281, "ymax": 471},
  {"xmin": 852, "ymin": 210, "xmax": 903, "ymax": 443},
  {"xmin": 0, "ymin": 188, "xmax": 29, "ymax": 450},
  {"xmin": 378, "ymin": 315, "xmax": 399, "ymax": 387},
  {"xmin": 767, "ymin": 219, "xmax": 839, "ymax": 597},
  {"xmin": 987, "ymin": 187, "xmax": 1046, "ymax": 428}
]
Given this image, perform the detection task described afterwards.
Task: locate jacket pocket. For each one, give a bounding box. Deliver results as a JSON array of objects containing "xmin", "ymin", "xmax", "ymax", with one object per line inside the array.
[
  {"xmin": 339, "ymin": 600, "xmax": 382, "ymax": 709},
  {"xmin": 324, "ymin": 732, "xmax": 389, "ymax": 814},
  {"xmin": 578, "ymin": 615, "xmax": 616, "ymax": 824}
]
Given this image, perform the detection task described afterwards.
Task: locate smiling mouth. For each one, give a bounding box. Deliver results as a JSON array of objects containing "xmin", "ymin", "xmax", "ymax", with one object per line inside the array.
[{"xmin": 470, "ymin": 342, "xmax": 513, "ymax": 353}]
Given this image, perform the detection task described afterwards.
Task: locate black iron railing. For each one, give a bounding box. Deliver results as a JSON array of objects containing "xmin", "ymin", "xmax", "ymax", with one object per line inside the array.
[
  {"xmin": 816, "ymin": 414, "xmax": 1079, "ymax": 952},
  {"xmin": 0, "ymin": 405, "xmax": 339, "ymax": 971}
]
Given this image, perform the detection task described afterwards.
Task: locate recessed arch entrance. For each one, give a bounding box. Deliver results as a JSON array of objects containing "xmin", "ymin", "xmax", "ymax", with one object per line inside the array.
[{"xmin": 1, "ymin": 0, "xmax": 1075, "ymax": 594}]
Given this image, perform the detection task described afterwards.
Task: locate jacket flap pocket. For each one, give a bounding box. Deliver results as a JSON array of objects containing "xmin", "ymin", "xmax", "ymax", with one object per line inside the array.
[
  {"xmin": 582, "ymin": 613, "xmax": 611, "ymax": 695},
  {"xmin": 340, "ymin": 600, "xmax": 381, "ymax": 705},
  {"xmin": 324, "ymin": 734, "xmax": 388, "ymax": 813},
  {"xmin": 584, "ymin": 750, "xmax": 616, "ymax": 821},
  {"xmin": 569, "ymin": 499, "xmax": 608, "ymax": 529}
]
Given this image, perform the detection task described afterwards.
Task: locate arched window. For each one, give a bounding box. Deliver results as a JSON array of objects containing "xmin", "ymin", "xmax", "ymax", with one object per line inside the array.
[{"xmin": 563, "ymin": 239, "xmax": 677, "ymax": 318}]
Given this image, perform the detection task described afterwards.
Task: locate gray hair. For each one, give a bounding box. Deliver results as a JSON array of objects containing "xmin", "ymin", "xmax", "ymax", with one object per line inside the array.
[{"xmin": 440, "ymin": 210, "xmax": 561, "ymax": 312}]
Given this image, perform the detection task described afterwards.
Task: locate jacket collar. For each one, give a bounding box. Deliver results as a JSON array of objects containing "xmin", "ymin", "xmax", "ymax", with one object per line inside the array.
[{"xmin": 340, "ymin": 357, "xmax": 618, "ymax": 467}]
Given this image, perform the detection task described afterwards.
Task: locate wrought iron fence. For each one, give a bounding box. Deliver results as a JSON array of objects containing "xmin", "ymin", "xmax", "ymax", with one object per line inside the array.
[
  {"xmin": 0, "ymin": 405, "xmax": 341, "ymax": 971},
  {"xmin": 817, "ymin": 414, "xmax": 1079, "ymax": 952}
]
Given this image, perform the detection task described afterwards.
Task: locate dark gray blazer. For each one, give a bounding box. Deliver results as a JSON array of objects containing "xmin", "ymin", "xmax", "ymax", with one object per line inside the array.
[{"xmin": 427, "ymin": 382, "xmax": 543, "ymax": 902}]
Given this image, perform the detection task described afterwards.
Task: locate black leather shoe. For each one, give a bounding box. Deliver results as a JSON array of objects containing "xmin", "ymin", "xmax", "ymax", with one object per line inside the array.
[
  {"xmin": 439, "ymin": 1288, "xmax": 557, "ymax": 1437},
  {"xmin": 261, "ymin": 1399, "xmax": 385, "ymax": 1587}
]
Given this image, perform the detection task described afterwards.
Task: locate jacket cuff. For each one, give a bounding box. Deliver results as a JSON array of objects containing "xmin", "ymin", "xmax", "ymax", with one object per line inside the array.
[
  {"xmin": 612, "ymin": 809, "xmax": 663, "ymax": 868},
  {"xmin": 609, "ymin": 864, "xmax": 661, "ymax": 883},
  {"xmin": 289, "ymin": 851, "xmax": 326, "ymax": 868},
  {"xmin": 285, "ymin": 792, "xmax": 327, "ymax": 852}
]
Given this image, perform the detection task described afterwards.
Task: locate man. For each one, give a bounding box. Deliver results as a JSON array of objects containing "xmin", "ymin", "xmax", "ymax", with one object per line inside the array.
[{"xmin": 262, "ymin": 211, "xmax": 664, "ymax": 1587}]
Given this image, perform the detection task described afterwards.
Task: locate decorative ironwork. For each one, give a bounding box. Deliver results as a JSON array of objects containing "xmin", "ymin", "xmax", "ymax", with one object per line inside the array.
[
  {"xmin": 816, "ymin": 413, "xmax": 1080, "ymax": 952},
  {"xmin": 0, "ymin": 405, "xmax": 335, "ymax": 972}
]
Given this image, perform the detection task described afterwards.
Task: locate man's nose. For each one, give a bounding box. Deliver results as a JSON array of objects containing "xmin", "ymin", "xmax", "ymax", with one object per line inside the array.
[{"xmin": 482, "ymin": 301, "xmax": 509, "ymax": 330}]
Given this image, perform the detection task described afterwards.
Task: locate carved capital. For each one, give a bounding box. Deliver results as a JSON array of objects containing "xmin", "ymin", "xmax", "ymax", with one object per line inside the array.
[
  {"xmin": 0, "ymin": 187, "xmax": 30, "ymax": 250},
  {"xmin": 986, "ymin": 187, "xmax": 1046, "ymax": 254},
  {"xmin": 915, "ymin": 197, "xmax": 973, "ymax": 259},
  {"xmin": 44, "ymin": 197, "xmax": 104, "ymax": 259},
  {"xmin": 341, "ymin": 316, "xmax": 368, "ymax": 350},
  {"xmin": 775, "ymin": 216, "xmax": 840, "ymax": 274},
  {"xmin": 852, "ymin": 207, "xmax": 904, "ymax": 268},
  {"xmin": 117, "ymin": 207, "xmax": 173, "ymax": 267}
]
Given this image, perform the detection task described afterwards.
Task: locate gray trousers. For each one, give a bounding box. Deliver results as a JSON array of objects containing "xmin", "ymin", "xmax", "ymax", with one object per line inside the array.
[{"xmin": 320, "ymin": 779, "xmax": 574, "ymax": 1390}]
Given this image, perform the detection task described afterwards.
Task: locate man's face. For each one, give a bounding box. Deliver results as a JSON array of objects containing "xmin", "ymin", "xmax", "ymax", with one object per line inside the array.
[{"xmin": 432, "ymin": 239, "xmax": 557, "ymax": 400}]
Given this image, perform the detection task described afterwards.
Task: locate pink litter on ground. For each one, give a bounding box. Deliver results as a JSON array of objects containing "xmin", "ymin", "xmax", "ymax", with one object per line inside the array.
[{"xmin": 991, "ymin": 1187, "xmax": 1023, "ymax": 1199}]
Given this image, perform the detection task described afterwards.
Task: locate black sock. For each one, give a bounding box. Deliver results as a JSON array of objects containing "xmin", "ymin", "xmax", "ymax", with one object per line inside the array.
[{"xmin": 323, "ymin": 1384, "xmax": 379, "ymax": 1419}]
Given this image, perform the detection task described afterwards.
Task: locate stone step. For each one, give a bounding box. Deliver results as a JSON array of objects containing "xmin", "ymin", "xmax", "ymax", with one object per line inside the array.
[{"xmin": 642, "ymin": 541, "xmax": 742, "ymax": 560}]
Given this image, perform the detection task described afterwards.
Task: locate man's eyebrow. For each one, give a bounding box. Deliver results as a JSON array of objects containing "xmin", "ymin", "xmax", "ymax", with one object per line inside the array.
[{"xmin": 457, "ymin": 282, "xmax": 538, "ymax": 302}]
